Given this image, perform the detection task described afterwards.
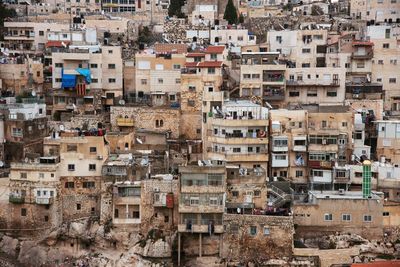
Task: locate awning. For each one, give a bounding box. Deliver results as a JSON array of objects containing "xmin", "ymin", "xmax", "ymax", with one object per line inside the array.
[
  {"xmin": 83, "ymin": 96, "xmax": 94, "ymax": 99},
  {"xmin": 62, "ymin": 69, "xmax": 77, "ymax": 88},
  {"xmin": 75, "ymin": 68, "xmax": 91, "ymax": 84}
]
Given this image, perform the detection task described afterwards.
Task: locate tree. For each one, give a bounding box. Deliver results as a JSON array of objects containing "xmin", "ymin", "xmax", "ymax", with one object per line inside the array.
[
  {"xmin": 0, "ymin": 2, "xmax": 17, "ymax": 40},
  {"xmin": 223, "ymin": 0, "xmax": 238, "ymax": 25},
  {"xmin": 168, "ymin": 0, "xmax": 185, "ymax": 18},
  {"xmin": 238, "ymin": 13, "xmax": 244, "ymax": 24}
]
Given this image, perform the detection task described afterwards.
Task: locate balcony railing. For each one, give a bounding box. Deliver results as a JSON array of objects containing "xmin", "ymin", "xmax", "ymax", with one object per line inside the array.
[
  {"xmin": 351, "ymin": 51, "xmax": 373, "ymax": 59},
  {"xmin": 9, "ymin": 195, "xmax": 25, "ymax": 204},
  {"xmin": 36, "ymin": 196, "xmax": 54, "ymax": 205},
  {"xmin": 287, "ymin": 79, "xmax": 340, "ymax": 87},
  {"xmin": 116, "ymin": 118, "xmax": 134, "ymax": 127},
  {"xmin": 181, "ymin": 68, "xmax": 197, "ymax": 74}
]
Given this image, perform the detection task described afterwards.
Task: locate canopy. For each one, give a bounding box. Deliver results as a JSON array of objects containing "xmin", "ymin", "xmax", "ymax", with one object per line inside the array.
[
  {"xmin": 61, "ymin": 71, "xmax": 77, "ymax": 88},
  {"xmin": 75, "ymin": 68, "xmax": 91, "ymax": 84}
]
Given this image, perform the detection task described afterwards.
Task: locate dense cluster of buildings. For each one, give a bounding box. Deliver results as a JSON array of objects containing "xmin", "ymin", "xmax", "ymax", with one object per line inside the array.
[{"xmin": 0, "ymin": 0, "xmax": 399, "ymax": 265}]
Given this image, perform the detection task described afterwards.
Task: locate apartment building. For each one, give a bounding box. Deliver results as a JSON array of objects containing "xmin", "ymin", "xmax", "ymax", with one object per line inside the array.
[
  {"xmin": 205, "ymin": 100, "xmax": 269, "ymax": 170},
  {"xmin": 190, "ymin": 4, "xmax": 217, "ymax": 26},
  {"xmin": 8, "ymin": 156, "xmax": 61, "ymax": 231},
  {"xmin": 177, "ymin": 165, "xmax": 226, "ymax": 265},
  {"xmin": 0, "ymin": 99, "xmax": 48, "ymax": 164},
  {"xmin": 134, "ymin": 48, "xmax": 186, "ymax": 106},
  {"xmin": 210, "ymin": 25, "xmax": 257, "ymax": 47},
  {"xmin": 376, "ymin": 120, "xmax": 400, "ymax": 165},
  {"xmin": 3, "ymin": 22, "xmax": 69, "ymax": 54},
  {"xmin": 350, "ymin": 0, "xmax": 400, "ymax": 23},
  {"xmin": 294, "ymin": 190, "xmax": 383, "ymax": 240},
  {"xmin": 240, "ymin": 52, "xmax": 286, "ymax": 108},
  {"xmin": 367, "ymin": 26, "xmax": 400, "ymax": 112},
  {"xmin": 112, "ymin": 181, "xmax": 142, "ymax": 225},
  {"xmin": 50, "ymin": 43, "xmax": 123, "ymax": 115},
  {"xmin": 270, "ymin": 109, "xmax": 308, "ymax": 185},
  {"xmin": 43, "ymin": 131, "xmax": 108, "ymax": 220},
  {"xmin": 306, "ymin": 106, "xmax": 354, "ymax": 190}
]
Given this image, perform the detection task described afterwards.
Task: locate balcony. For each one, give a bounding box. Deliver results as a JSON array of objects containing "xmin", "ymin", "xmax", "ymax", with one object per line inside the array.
[
  {"xmin": 311, "ymin": 169, "xmax": 332, "ymax": 183},
  {"xmin": 263, "ymin": 89, "xmax": 285, "ymax": 101},
  {"xmin": 116, "ymin": 118, "xmax": 134, "ymax": 127},
  {"xmin": 179, "ymin": 204, "xmax": 224, "ymax": 213},
  {"xmin": 178, "ymin": 222, "xmax": 224, "ymax": 234},
  {"xmin": 208, "ymin": 134, "xmax": 268, "ymax": 145},
  {"xmin": 262, "ymin": 72, "xmax": 285, "ymax": 85},
  {"xmin": 208, "ymin": 150, "xmax": 268, "ymax": 162},
  {"xmin": 308, "ymin": 160, "xmax": 334, "ymax": 169},
  {"xmin": 36, "ymin": 196, "xmax": 54, "ymax": 205},
  {"xmin": 293, "ymin": 137, "xmax": 307, "ymax": 152},
  {"xmin": 287, "ymin": 79, "xmax": 340, "ymax": 87},
  {"xmin": 333, "ymin": 169, "xmax": 350, "ymax": 183},
  {"xmin": 211, "ymin": 118, "xmax": 269, "ymax": 127},
  {"xmin": 4, "ymin": 32, "xmax": 35, "ymax": 40},
  {"xmin": 271, "ymin": 153, "xmax": 289, "ymax": 167},
  {"xmin": 9, "ymin": 195, "xmax": 25, "ymax": 204},
  {"xmin": 272, "ymin": 137, "xmax": 288, "ymax": 152},
  {"xmin": 351, "ymin": 51, "xmax": 373, "ymax": 59}
]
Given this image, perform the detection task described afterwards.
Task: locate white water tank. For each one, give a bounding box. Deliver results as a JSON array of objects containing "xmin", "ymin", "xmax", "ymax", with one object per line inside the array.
[{"xmin": 0, "ymin": 117, "xmax": 4, "ymax": 143}]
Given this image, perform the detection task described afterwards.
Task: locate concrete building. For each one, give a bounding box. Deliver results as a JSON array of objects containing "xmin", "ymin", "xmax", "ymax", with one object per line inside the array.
[
  {"xmin": 210, "ymin": 25, "xmax": 257, "ymax": 47},
  {"xmin": 350, "ymin": 0, "xmax": 400, "ymax": 23},
  {"xmin": 177, "ymin": 164, "xmax": 226, "ymax": 265},
  {"xmin": 3, "ymin": 21, "xmax": 69, "ymax": 54},
  {"xmin": 240, "ymin": 52, "xmax": 286, "ymax": 108},
  {"xmin": 376, "ymin": 120, "xmax": 400, "ymax": 165},
  {"xmin": 134, "ymin": 49, "xmax": 186, "ymax": 106},
  {"xmin": 205, "ymin": 100, "xmax": 269, "ymax": 170},
  {"xmin": 112, "ymin": 181, "xmax": 142, "ymax": 225}
]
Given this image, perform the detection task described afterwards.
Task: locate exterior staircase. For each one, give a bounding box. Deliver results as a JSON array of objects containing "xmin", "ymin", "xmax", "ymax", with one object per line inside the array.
[{"xmin": 267, "ymin": 183, "xmax": 292, "ymax": 208}]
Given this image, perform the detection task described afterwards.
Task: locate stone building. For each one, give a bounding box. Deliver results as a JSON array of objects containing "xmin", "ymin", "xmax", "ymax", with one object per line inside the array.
[
  {"xmin": 1, "ymin": 99, "xmax": 48, "ymax": 164},
  {"xmin": 177, "ymin": 164, "xmax": 226, "ymax": 265},
  {"xmin": 293, "ymin": 190, "xmax": 383, "ymax": 240},
  {"xmin": 8, "ymin": 156, "xmax": 62, "ymax": 234},
  {"xmin": 222, "ymin": 214, "xmax": 294, "ymax": 264},
  {"xmin": 44, "ymin": 131, "xmax": 108, "ymax": 221}
]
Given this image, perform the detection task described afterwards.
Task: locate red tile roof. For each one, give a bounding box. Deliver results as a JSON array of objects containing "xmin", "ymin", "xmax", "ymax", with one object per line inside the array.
[
  {"xmin": 352, "ymin": 41, "xmax": 374, "ymax": 46},
  {"xmin": 46, "ymin": 41, "xmax": 70, "ymax": 48},
  {"xmin": 186, "ymin": 53, "xmax": 205, "ymax": 57},
  {"xmin": 204, "ymin": 46, "xmax": 225, "ymax": 54},
  {"xmin": 185, "ymin": 62, "xmax": 198, "ymax": 68},
  {"xmin": 197, "ymin": 61, "xmax": 223, "ymax": 68},
  {"xmin": 154, "ymin": 43, "xmax": 187, "ymax": 54}
]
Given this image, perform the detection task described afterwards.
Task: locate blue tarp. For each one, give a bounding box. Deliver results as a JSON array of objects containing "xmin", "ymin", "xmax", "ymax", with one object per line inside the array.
[
  {"xmin": 75, "ymin": 68, "xmax": 91, "ymax": 84},
  {"xmin": 62, "ymin": 73, "xmax": 77, "ymax": 88}
]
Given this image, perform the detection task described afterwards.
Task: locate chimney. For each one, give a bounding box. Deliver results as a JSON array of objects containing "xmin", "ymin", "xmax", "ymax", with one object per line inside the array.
[{"xmin": 362, "ymin": 160, "xmax": 371, "ymax": 198}]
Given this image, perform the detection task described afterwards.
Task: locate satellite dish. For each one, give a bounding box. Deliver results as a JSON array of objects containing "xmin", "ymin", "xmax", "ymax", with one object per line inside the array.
[
  {"xmin": 59, "ymin": 124, "xmax": 65, "ymax": 131},
  {"xmin": 119, "ymin": 99, "xmax": 125, "ymax": 106},
  {"xmin": 237, "ymin": 208, "xmax": 241, "ymax": 214},
  {"xmin": 31, "ymin": 90, "xmax": 36, "ymax": 97},
  {"xmin": 24, "ymin": 157, "xmax": 29, "ymax": 163},
  {"xmin": 136, "ymin": 138, "xmax": 143, "ymax": 144},
  {"xmin": 0, "ymin": 161, "xmax": 4, "ymax": 168}
]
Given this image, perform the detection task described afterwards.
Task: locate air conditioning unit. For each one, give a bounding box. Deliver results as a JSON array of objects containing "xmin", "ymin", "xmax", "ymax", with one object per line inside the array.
[
  {"xmin": 97, "ymin": 155, "xmax": 103, "ymax": 160},
  {"xmin": 338, "ymin": 189, "xmax": 345, "ymax": 195},
  {"xmin": 322, "ymin": 139, "xmax": 327, "ymax": 145},
  {"xmin": 353, "ymin": 94, "xmax": 359, "ymax": 99},
  {"xmin": 154, "ymin": 187, "xmax": 160, "ymax": 192}
]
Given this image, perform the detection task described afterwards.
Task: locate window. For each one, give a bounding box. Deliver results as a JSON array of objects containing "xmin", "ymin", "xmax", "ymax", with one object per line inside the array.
[
  {"xmin": 209, "ymin": 197, "xmax": 218, "ymax": 206},
  {"xmin": 302, "ymin": 63, "xmax": 310, "ymax": 68},
  {"xmin": 307, "ymin": 90, "xmax": 317, "ymax": 97},
  {"xmin": 208, "ymin": 68, "xmax": 215, "ymax": 74},
  {"xmin": 12, "ymin": 127, "xmax": 22, "ymax": 137},
  {"xmin": 383, "ymin": 212, "xmax": 389, "ymax": 216},
  {"xmin": 322, "ymin": 121, "xmax": 327, "ymax": 128},
  {"xmin": 155, "ymin": 119, "xmax": 164, "ymax": 128},
  {"xmin": 313, "ymin": 170, "xmax": 323, "ymax": 177},
  {"xmin": 20, "ymin": 172, "xmax": 27, "ymax": 179},
  {"xmin": 275, "ymin": 155, "xmax": 287, "ymax": 160},
  {"xmin": 83, "ymin": 181, "xmax": 95, "ymax": 188},
  {"xmin": 108, "ymin": 50, "xmax": 113, "ymax": 54},
  {"xmin": 295, "ymin": 170, "xmax": 303, "ymax": 177},
  {"xmin": 68, "ymin": 164, "xmax": 75, "ymax": 171},
  {"xmin": 327, "ymin": 91, "xmax": 337, "ymax": 97},
  {"xmin": 357, "ymin": 63, "xmax": 365, "ymax": 68},
  {"xmin": 188, "ymin": 85, "xmax": 196, "ymax": 91},
  {"xmin": 92, "ymin": 78, "xmax": 98, "ymax": 83},
  {"xmin": 77, "ymin": 203, "xmax": 81, "ymax": 210},
  {"xmin": 263, "ymin": 227, "xmax": 270, "ymax": 235},
  {"xmin": 89, "ymin": 147, "xmax": 97, "ymax": 153},
  {"xmin": 389, "ymin": 78, "xmax": 397, "ymax": 83},
  {"xmin": 342, "ymin": 122, "xmax": 347, "ymax": 127},
  {"xmin": 252, "ymin": 74, "xmax": 260, "ymax": 79},
  {"xmin": 302, "ymin": 48, "xmax": 311, "ymax": 53},
  {"xmin": 67, "ymin": 144, "xmax": 77, "ymax": 152},
  {"xmin": 363, "ymin": 215, "xmax": 372, "ymax": 222},
  {"xmin": 342, "ymin": 214, "xmax": 351, "ymax": 221},
  {"xmin": 345, "ymin": 63, "xmax": 350, "ymax": 68},
  {"xmin": 378, "ymin": 60, "xmax": 384, "ymax": 65},
  {"xmin": 254, "ymin": 190, "xmax": 261, "ymax": 197},
  {"xmin": 39, "ymin": 30, "xmax": 44, "ymax": 36},
  {"xmin": 233, "ymin": 147, "xmax": 241, "ymax": 153},
  {"xmin": 89, "ymin": 164, "xmax": 96, "ymax": 171},
  {"xmin": 190, "ymin": 197, "xmax": 199, "ymax": 206},
  {"xmin": 158, "ymin": 78, "xmax": 163, "ymax": 84},
  {"xmin": 39, "ymin": 173, "xmax": 44, "ymax": 179},
  {"xmin": 173, "ymin": 64, "xmax": 181, "ymax": 69},
  {"xmin": 210, "ymin": 53, "xmax": 217, "ymax": 60},
  {"xmin": 55, "ymin": 78, "xmax": 62, "ymax": 83},
  {"xmin": 324, "ymin": 213, "xmax": 332, "ymax": 221},
  {"xmin": 383, "ymin": 43, "xmax": 389, "ymax": 49},
  {"xmin": 249, "ymin": 226, "xmax": 257, "ymax": 236},
  {"xmin": 21, "ymin": 208, "xmax": 27, "ymax": 216},
  {"xmin": 175, "ymin": 78, "xmax": 181, "ymax": 84},
  {"xmin": 90, "ymin": 64, "xmax": 98, "ymax": 68},
  {"xmin": 289, "ymin": 91, "xmax": 300, "ymax": 97},
  {"xmin": 65, "ymin": 182, "xmax": 74, "ymax": 188},
  {"xmin": 109, "ymin": 78, "xmax": 116, "ymax": 83}
]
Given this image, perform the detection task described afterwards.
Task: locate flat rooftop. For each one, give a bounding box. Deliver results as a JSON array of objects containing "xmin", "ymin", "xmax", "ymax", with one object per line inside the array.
[{"xmin": 310, "ymin": 190, "xmax": 381, "ymax": 200}]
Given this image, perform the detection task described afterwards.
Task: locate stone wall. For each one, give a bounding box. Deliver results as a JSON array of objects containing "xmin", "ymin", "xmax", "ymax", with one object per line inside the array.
[
  {"xmin": 110, "ymin": 106, "xmax": 181, "ymax": 138},
  {"xmin": 222, "ymin": 214, "xmax": 294, "ymax": 263}
]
